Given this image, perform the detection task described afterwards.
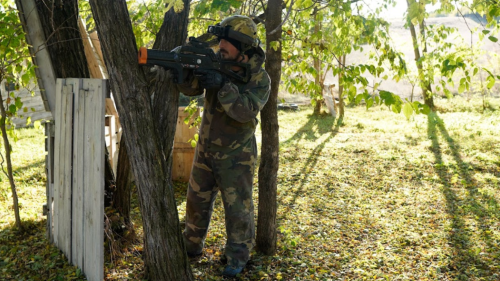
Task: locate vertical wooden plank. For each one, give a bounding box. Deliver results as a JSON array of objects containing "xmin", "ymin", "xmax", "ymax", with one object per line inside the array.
[
  {"xmin": 48, "ymin": 122, "xmax": 55, "ymax": 242},
  {"xmin": 61, "ymin": 83, "xmax": 74, "ymax": 260},
  {"xmin": 71, "ymin": 84, "xmax": 86, "ymax": 269},
  {"xmin": 78, "ymin": 18, "xmax": 105, "ymax": 79},
  {"xmin": 82, "ymin": 79, "xmax": 105, "ymax": 281},
  {"xmin": 53, "ymin": 79, "xmax": 64, "ymax": 246},
  {"xmin": 109, "ymin": 115, "xmax": 117, "ymax": 174},
  {"xmin": 89, "ymin": 31, "xmax": 105, "ymax": 70},
  {"xmin": 44, "ymin": 122, "xmax": 53, "ymax": 241}
]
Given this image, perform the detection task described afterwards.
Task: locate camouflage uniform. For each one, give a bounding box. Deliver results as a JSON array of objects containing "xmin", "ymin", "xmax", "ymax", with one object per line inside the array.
[{"xmin": 178, "ymin": 45, "xmax": 270, "ymax": 267}]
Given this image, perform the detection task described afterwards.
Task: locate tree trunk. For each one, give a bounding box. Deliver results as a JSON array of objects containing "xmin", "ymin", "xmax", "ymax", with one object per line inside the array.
[
  {"xmin": 146, "ymin": 2, "xmax": 190, "ymax": 273},
  {"xmin": 88, "ymin": 1, "xmax": 193, "ymax": 279},
  {"xmin": 418, "ymin": 19, "xmax": 435, "ymax": 109},
  {"xmin": 338, "ymin": 55, "xmax": 346, "ymax": 120},
  {"xmin": 113, "ymin": 136, "xmax": 132, "ymax": 225},
  {"xmin": 313, "ymin": 9, "xmax": 322, "ymax": 115},
  {"xmin": 150, "ymin": 2, "xmax": 189, "ymax": 176},
  {"xmin": 257, "ymin": 0, "xmax": 281, "ymax": 256},
  {"xmin": 104, "ymin": 143, "xmax": 116, "ymax": 207},
  {"xmin": 35, "ymin": 0, "xmax": 89, "ymax": 78},
  {"xmin": 406, "ymin": 0, "xmax": 434, "ymax": 110},
  {"xmin": 0, "ymin": 88, "xmax": 21, "ymax": 229}
]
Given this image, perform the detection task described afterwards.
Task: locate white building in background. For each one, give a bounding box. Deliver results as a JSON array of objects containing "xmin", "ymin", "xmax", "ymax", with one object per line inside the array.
[{"xmin": 0, "ymin": 80, "xmax": 52, "ymax": 127}]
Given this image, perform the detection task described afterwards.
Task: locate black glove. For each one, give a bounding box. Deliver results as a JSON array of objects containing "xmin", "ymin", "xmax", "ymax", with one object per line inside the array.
[
  {"xmin": 195, "ymin": 69, "xmax": 227, "ymax": 89},
  {"xmin": 171, "ymin": 68, "xmax": 192, "ymax": 84}
]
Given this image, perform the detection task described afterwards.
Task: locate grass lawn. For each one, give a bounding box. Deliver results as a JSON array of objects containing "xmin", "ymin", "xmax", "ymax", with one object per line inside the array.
[{"xmin": 0, "ymin": 96, "xmax": 499, "ymax": 280}]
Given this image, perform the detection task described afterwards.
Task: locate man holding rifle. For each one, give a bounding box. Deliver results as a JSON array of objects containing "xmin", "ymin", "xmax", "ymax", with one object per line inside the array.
[{"xmin": 177, "ymin": 15, "xmax": 270, "ymax": 277}]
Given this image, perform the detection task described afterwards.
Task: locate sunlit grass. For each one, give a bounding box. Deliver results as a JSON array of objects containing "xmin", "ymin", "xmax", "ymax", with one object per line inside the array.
[
  {"xmin": 1, "ymin": 96, "xmax": 500, "ymax": 280},
  {"xmin": 0, "ymin": 126, "xmax": 46, "ymax": 227}
]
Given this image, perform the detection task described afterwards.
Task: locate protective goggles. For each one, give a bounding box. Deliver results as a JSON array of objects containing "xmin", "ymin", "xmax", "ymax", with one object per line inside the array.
[{"xmin": 207, "ymin": 24, "xmax": 260, "ymax": 48}]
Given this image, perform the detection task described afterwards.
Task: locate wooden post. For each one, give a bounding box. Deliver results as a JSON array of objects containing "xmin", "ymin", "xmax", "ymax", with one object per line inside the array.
[
  {"xmin": 44, "ymin": 122, "xmax": 55, "ymax": 242},
  {"xmin": 53, "ymin": 80, "xmax": 74, "ymax": 260},
  {"xmin": 16, "ymin": 0, "xmax": 56, "ymax": 113},
  {"xmin": 82, "ymin": 79, "xmax": 105, "ymax": 281}
]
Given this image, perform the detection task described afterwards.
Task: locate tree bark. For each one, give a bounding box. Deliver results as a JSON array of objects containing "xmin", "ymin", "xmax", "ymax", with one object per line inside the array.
[
  {"xmin": 338, "ymin": 54, "xmax": 346, "ymax": 120},
  {"xmin": 88, "ymin": 1, "xmax": 193, "ymax": 279},
  {"xmin": 114, "ymin": 136, "xmax": 132, "ymax": 225},
  {"xmin": 150, "ymin": 2, "xmax": 189, "ymax": 177},
  {"xmin": 257, "ymin": 0, "xmax": 281, "ymax": 255},
  {"xmin": 104, "ymin": 143, "xmax": 116, "ymax": 207},
  {"xmin": 35, "ymin": 0, "xmax": 89, "ymax": 78},
  {"xmin": 147, "ymin": 2, "xmax": 190, "ymax": 273},
  {"xmin": 313, "ymin": 8, "xmax": 322, "ymax": 115}
]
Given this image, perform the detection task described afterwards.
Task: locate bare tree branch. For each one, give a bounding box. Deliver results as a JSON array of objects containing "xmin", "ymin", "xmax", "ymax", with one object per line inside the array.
[{"xmin": 268, "ymin": 0, "xmax": 295, "ymax": 35}]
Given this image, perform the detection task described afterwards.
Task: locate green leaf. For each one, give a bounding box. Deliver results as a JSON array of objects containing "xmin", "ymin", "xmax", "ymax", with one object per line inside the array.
[
  {"xmin": 379, "ymin": 91, "xmax": 394, "ymax": 106},
  {"xmin": 8, "ymin": 104, "xmax": 17, "ymax": 115},
  {"xmin": 420, "ymin": 104, "xmax": 431, "ymax": 115},
  {"xmin": 482, "ymin": 30, "xmax": 491, "ymax": 35},
  {"xmin": 366, "ymin": 97, "xmax": 374, "ymax": 109},
  {"xmin": 355, "ymin": 94, "xmax": 364, "ymax": 105},
  {"xmin": 488, "ymin": 36, "xmax": 498, "ymax": 43},
  {"xmin": 458, "ymin": 84, "xmax": 466, "ymax": 93},
  {"xmin": 15, "ymin": 97, "xmax": 22, "ymax": 109},
  {"xmin": 402, "ymin": 103, "xmax": 413, "ymax": 120},
  {"xmin": 487, "ymin": 76, "xmax": 495, "ymax": 89},
  {"xmin": 21, "ymin": 73, "xmax": 30, "ymax": 85},
  {"xmin": 34, "ymin": 120, "xmax": 42, "ymax": 130},
  {"xmin": 391, "ymin": 102, "xmax": 402, "ymax": 114},
  {"xmin": 270, "ymin": 40, "xmax": 280, "ymax": 51},
  {"xmin": 212, "ymin": 0, "xmax": 234, "ymax": 11}
]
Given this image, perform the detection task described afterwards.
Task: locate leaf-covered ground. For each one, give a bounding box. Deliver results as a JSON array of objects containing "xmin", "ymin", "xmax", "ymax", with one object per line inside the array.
[{"xmin": 1, "ymin": 97, "xmax": 499, "ymax": 280}]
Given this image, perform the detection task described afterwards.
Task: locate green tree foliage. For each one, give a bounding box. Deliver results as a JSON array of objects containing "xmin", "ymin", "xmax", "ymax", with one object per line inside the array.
[
  {"xmin": 281, "ymin": 0, "xmax": 408, "ymax": 116},
  {"xmin": 400, "ymin": 0, "xmax": 500, "ymax": 118}
]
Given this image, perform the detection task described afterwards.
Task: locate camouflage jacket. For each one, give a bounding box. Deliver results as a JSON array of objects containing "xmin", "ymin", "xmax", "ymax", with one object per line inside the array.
[{"xmin": 178, "ymin": 47, "xmax": 271, "ymax": 153}]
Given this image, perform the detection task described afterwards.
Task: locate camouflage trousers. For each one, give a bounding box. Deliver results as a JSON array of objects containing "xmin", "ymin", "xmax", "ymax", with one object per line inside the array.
[{"xmin": 183, "ymin": 138, "xmax": 257, "ymax": 267}]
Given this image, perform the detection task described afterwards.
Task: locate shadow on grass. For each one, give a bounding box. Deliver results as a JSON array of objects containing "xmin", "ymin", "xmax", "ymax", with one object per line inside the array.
[
  {"xmin": 427, "ymin": 112, "xmax": 499, "ymax": 278},
  {"xmin": 280, "ymin": 113, "xmax": 341, "ymax": 217},
  {"xmin": 282, "ymin": 112, "xmax": 339, "ymax": 146},
  {"xmin": 0, "ymin": 219, "xmax": 85, "ymax": 280},
  {"xmin": 2, "ymin": 159, "xmax": 45, "ymax": 179}
]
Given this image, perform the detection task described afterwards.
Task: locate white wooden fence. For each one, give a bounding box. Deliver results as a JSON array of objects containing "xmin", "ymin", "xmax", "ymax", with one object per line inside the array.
[{"xmin": 47, "ymin": 78, "xmax": 106, "ymax": 281}]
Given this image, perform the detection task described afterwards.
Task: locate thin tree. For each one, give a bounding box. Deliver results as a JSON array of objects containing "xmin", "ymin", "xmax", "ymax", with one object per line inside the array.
[
  {"xmin": 257, "ymin": 0, "xmax": 282, "ymax": 255},
  {"xmin": 406, "ymin": 0, "xmax": 435, "ymax": 110},
  {"xmin": 1, "ymin": 3, "xmax": 37, "ymax": 229},
  {"xmin": 0, "ymin": 89, "xmax": 21, "ymax": 229}
]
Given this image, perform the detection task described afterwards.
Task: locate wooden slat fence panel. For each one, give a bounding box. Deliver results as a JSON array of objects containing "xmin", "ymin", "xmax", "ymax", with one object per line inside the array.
[
  {"xmin": 44, "ymin": 122, "xmax": 55, "ymax": 242},
  {"xmin": 72, "ymin": 85, "xmax": 85, "ymax": 269},
  {"xmin": 52, "ymin": 78, "xmax": 105, "ymax": 281},
  {"xmin": 82, "ymin": 79, "xmax": 105, "ymax": 281},
  {"xmin": 53, "ymin": 82, "xmax": 73, "ymax": 259},
  {"xmin": 52, "ymin": 80, "xmax": 62, "ymax": 246}
]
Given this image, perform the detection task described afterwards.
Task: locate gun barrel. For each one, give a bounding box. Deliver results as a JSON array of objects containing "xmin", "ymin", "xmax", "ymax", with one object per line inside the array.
[
  {"xmin": 138, "ymin": 47, "xmax": 148, "ymax": 65},
  {"xmin": 138, "ymin": 47, "xmax": 177, "ymax": 65}
]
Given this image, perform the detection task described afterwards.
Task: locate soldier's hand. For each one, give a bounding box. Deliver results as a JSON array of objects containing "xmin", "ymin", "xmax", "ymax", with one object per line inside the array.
[
  {"xmin": 171, "ymin": 68, "xmax": 192, "ymax": 84},
  {"xmin": 194, "ymin": 69, "xmax": 227, "ymax": 89}
]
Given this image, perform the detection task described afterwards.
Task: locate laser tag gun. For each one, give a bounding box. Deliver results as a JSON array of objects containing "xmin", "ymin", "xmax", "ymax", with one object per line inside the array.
[{"xmin": 138, "ymin": 37, "xmax": 251, "ymax": 84}]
